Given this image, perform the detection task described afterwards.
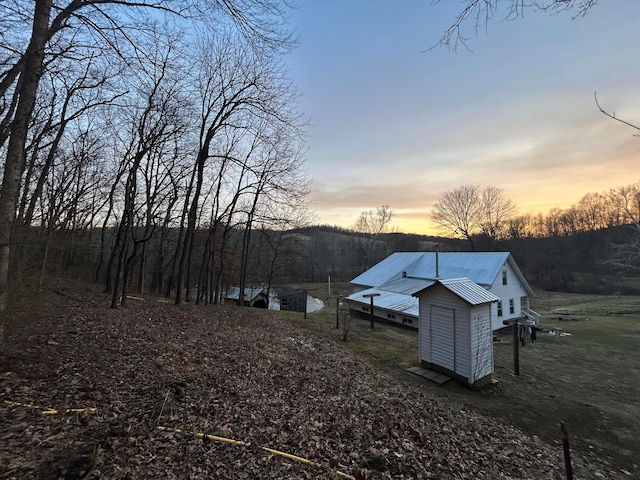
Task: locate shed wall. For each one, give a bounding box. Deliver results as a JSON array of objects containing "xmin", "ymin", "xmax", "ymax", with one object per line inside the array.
[
  {"xmin": 418, "ymin": 286, "xmax": 471, "ymax": 380},
  {"xmin": 469, "ymin": 303, "xmax": 494, "ymax": 383}
]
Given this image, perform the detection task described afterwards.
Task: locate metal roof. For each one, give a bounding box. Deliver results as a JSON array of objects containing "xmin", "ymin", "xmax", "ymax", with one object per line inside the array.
[
  {"xmin": 225, "ymin": 287, "xmax": 267, "ymax": 301},
  {"xmin": 433, "ymin": 278, "xmax": 500, "ymax": 305},
  {"xmin": 350, "ymin": 252, "xmax": 426, "ymax": 287},
  {"xmin": 378, "ymin": 277, "xmax": 434, "ymax": 295},
  {"xmin": 351, "ymin": 251, "xmax": 533, "ymax": 297},
  {"xmin": 406, "ymin": 252, "xmax": 510, "ymax": 285},
  {"xmin": 346, "ymin": 287, "xmax": 419, "ymax": 318}
]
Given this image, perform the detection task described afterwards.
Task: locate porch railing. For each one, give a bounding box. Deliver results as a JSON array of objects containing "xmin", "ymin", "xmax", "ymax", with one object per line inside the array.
[{"xmin": 522, "ymin": 306, "xmax": 541, "ymax": 324}]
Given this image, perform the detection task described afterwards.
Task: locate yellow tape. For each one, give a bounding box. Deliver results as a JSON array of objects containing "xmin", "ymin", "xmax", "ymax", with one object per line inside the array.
[
  {"xmin": 263, "ymin": 446, "xmax": 320, "ymax": 466},
  {"xmin": 157, "ymin": 426, "xmax": 248, "ymax": 446},
  {"xmin": 42, "ymin": 407, "xmax": 96, "ymax": 415},
  {"xmin": 4, "ymin": 400, "xmax": 96, "ymax": 415},
  {"xmin": 157, "ymin": 426, "xmax": 355, "ymax": 479},
  {"xmin": 4, "ymin": 402, "xmax": 353, "ymax": 478}
]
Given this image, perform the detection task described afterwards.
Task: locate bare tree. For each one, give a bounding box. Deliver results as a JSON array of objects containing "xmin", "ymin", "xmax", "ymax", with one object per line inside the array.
[
  {"xmin": 431, "ymin": 185, "xmax": 481, "ymax": 250},
  {"xmin": 41, "ymin": 128, "xmax": 110, "ymax": 262},
  {"xmin": 543, "ymin": 207, "xmax": 563, "ymax": 237},
  {"xmin": 607, "ymin": 183, "xmax": 640, "ymax": 275},
  {"xmin": 478, "ymin": 185, "xmax": 517, "ymax": 247},
  {"xmin": 0, "ymin": 0, "xmax": 296, "ymax": 324},
  {"xmin": 174, "ymin": 31, "xmax": 303, "ymax": 305},
  {"xmin": 353, "ymin": 205, "xmax": 394, "ymax": 267},
  {"xmin": 592, "ymin": 97, "xmax": 640, "ymax": 274},
  {"xmin": 107, "ymin": 35, "xmax": 189, "ymax": 308},
  {"xmin": 504, "ymin": 189, "xmax": 628, "ymax": 240},
  {"xmin": 236, "ymin": 124, "xmax": 309, "ymax": 301},
  {"xmin": 174, "ymin": 34, "xmax": 267, "ymax": 304},
  {"xmin": 577, "ymin": 192, "xmax": 609, "ymax": 231},
  {"xmin": 254, "ymin": 200, "xmax": 314, "ymax": 296},
  {"xmin": 18, "ymin": 56, "xmax": 123, "ymax": 227},
  {"xmin": 505, "ymin": 213, "xmax": 537, "ymax": 239},
  {"xmin": 431, "ymin": 185, "xmax": 516, "ymax": 250},
  {"xmin": 595, "ymin": 93, "xmax": 640, "ymax": 137},
  {"xmin": 434, "ymin": 0, "xmax": 598, "ymax": 51}
]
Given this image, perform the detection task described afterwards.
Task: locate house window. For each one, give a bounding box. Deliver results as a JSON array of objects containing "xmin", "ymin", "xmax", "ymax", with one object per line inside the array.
[
  {"xmin": 387, "ymin": 313, "xmax": 396, "ymax": 319},
  {"xmin": 363, "ymin": 306, "xmax": 369, "ymax": 312},
  {"xmin": 497, "ymin": 301, "xmax": 503, "ymax": 317},
  {"xmin": 502, "ymin": 270, "xmax": 508, "ymax": 286},
  {"xmin": 509, "ymin": 298, "xmax": 515, "ymax": 314}
]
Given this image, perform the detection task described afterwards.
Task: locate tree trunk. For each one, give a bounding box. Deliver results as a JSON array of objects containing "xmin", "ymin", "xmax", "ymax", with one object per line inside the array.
[{"xmin": 0, "ymin": 0, "xmax": 52, "ymax": 313}]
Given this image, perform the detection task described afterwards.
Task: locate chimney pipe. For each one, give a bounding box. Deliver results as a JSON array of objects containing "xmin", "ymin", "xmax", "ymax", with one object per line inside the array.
[{"xmin": 435, "ymin": 243, "xmax": 439, "ymax": 279}]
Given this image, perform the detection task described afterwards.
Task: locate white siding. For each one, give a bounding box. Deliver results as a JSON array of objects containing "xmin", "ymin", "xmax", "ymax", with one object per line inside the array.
[
  {"xmin": 469, "ymin": 304, "xmax": 494, "ymax": 383},
  {"xmin": 418, "ymin": 285, "xmax": 471, "ymax": 380},
  {"xmin": 489, "ymin": 261, "xmax": 529, "ymax": 330},
  {"xmin": 431, "ymin": 305, "xmax": 455, "ymax": 370},
  {"xmin": 418, "ymin": 285, "xmax": 495, "ymax": 385}
]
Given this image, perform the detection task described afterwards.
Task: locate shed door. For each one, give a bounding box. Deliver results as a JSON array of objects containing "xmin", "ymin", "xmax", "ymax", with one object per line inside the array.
[{"xmin": 430, "ymin": 305, "xmax": 455, "ymax": 371}]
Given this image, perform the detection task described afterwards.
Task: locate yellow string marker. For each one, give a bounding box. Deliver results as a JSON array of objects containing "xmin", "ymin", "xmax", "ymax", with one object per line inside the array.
[
  {"xmin": 42, "ymin": 407, "xmax": 96, "ymax": 415},
  {"xmin": 156, "ymin": 426, "xmax": 355, "ymax": 480},
  {"xmin": 4, "ymin": 400, "xmax": 96, "ymax": 415},
  {"xmin": 4, "ymin": 403, "xmax": 353, "ymax": 478}
]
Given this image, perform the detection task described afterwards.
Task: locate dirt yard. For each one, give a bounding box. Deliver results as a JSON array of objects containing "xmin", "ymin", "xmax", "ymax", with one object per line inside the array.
[{"xmin": 0, "ymin": 281, "xmax": 636, "ymax": 479}]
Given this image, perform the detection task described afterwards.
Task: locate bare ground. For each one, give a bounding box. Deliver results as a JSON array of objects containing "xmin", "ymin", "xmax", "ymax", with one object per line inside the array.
[{"xmin": 0, "ymin": 281, "xmax": 631, "ymax": 479}]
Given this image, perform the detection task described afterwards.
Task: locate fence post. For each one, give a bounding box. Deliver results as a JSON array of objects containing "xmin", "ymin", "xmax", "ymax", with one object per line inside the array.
[
  {"xmin": 561, "ymin": 421, "xmax": 573, "ymax": 480},
  {"xmin": 512, "ymin": 322, "xmax": 520, "ymax": 375}
]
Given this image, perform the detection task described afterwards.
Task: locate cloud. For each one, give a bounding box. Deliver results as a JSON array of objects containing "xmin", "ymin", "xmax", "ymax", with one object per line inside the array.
[{"xmin": 292, "ymin": 1, "xmax": 640, "ymax": 235}]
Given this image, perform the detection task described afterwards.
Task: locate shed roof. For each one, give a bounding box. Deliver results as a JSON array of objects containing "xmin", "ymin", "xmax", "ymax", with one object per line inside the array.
[
  {"xmin": 278, "ymin": 289, "xmax": 307, "ymax": 298},
  {"xmin": 413, "ymin": 278, "xmax": 500, "ymax": 305},
  {"xmin": 225, "ymin": 287, "xmax": 267, "ymax": 301}
]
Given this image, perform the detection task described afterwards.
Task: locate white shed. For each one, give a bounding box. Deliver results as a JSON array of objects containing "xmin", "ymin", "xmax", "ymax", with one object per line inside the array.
[{"xmin": 413, "ymin": 278, "xmax": 499, "ymax": 387}]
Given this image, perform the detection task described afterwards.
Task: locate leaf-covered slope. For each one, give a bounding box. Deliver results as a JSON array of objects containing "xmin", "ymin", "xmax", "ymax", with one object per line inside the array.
[{"xmin": 0, "ymin": 285, "xmax": 617, "ymax": 479}]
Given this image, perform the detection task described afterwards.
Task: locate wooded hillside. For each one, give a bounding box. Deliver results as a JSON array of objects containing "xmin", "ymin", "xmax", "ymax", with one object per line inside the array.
[{"xmin": 5, "ymin": 222, "xmax": 638, "ymax": 303}]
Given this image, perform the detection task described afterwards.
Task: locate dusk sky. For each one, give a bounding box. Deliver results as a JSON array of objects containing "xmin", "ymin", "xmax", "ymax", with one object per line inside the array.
[{"xmin": 286, "ymin": 1, "xmax": 640, "ymax": 235}]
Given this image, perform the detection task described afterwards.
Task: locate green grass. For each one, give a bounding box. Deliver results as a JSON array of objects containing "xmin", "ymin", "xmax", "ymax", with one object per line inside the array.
[
  {"xmin": 536, "ymin": 289, "xmax": 640, "ymax": 316},
  {"xmin": 540, "ymin": 319, "xmax": 639, "ymax": 356}
]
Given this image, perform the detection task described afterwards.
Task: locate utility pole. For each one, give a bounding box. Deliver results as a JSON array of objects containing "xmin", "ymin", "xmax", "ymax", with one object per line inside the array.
[{"xmin": 363, "ymin": 293, "xmax": 380, "ymax": 330}]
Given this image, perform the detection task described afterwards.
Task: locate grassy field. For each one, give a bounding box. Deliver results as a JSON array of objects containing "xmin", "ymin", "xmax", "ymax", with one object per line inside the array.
[{"xmin": 277, "ymin": 283, "xmax": 640, "ymax": 475}]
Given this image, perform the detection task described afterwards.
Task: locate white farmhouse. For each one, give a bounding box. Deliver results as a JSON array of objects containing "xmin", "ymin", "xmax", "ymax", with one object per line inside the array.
[{"xmin": 347, "ymin": 251, "xmax": 538, "ymax": 331}]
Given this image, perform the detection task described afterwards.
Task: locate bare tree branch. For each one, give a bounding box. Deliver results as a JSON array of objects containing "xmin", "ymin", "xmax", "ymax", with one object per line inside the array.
[
  {"xmin": 594, "ymin": 91, "xmax": 640, "ymax": 136},
  {"xmin": 432, "ymin": 0, "xmax": 599, "ymax": 51}
]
